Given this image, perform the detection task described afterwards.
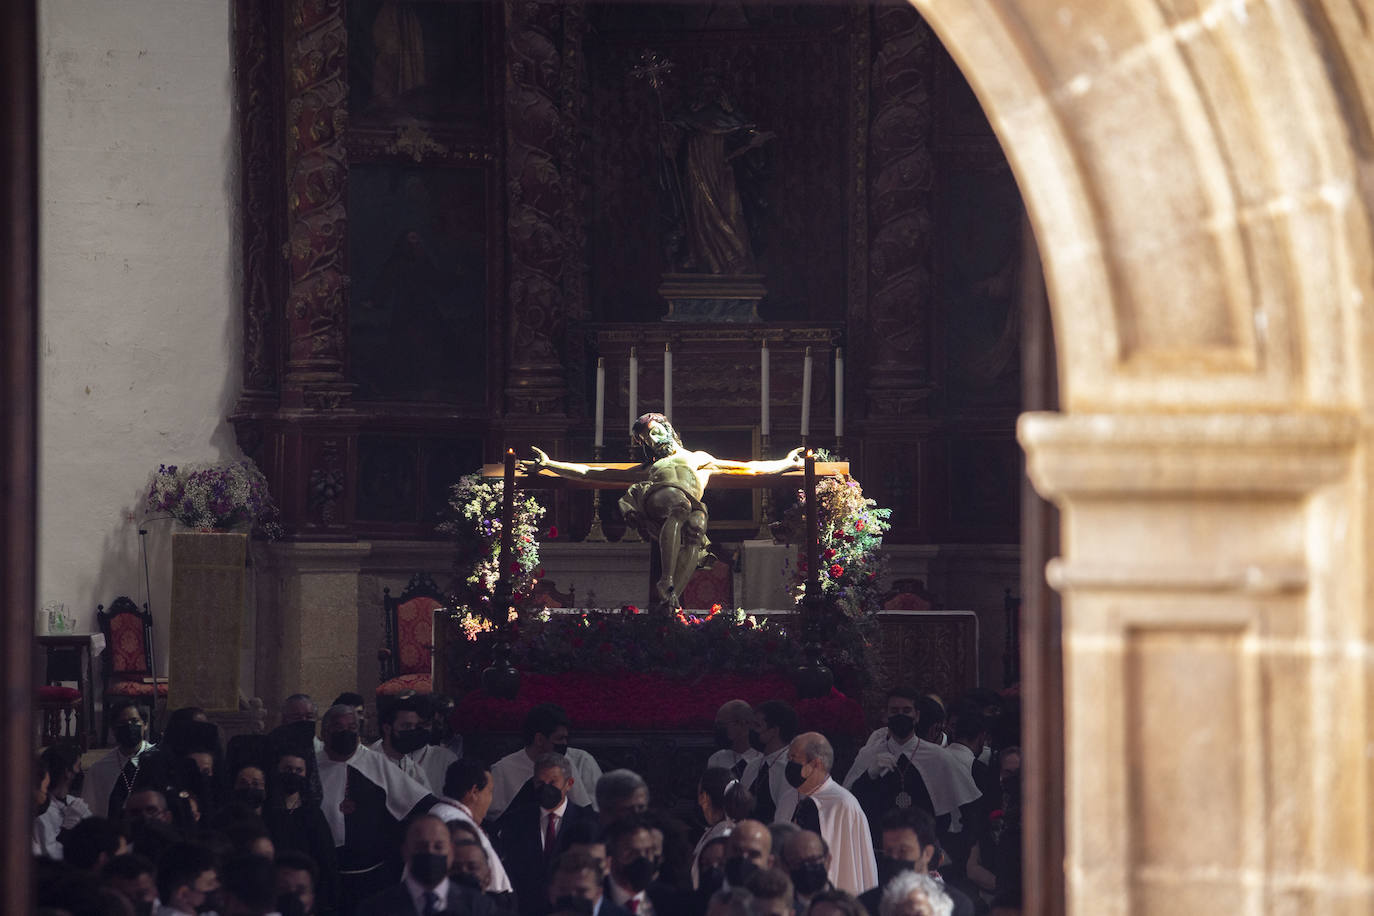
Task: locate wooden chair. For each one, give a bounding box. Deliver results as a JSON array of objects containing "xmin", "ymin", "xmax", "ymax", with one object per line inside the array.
[
  {"xmin": 37, "ymin": 685, "xmax": 83, "ymax": 749},
  {"xmin": 529, "ymin": 578, "xmax": 575, "ymax": 609},
  {"xmin": 96, "ymin": 597, "xmax": 168, "ymax": 745},
  {"xmin": 681, "ymin": 548, "xmax": 736, "ymax": 611},
  {"xmin": 881, "ymin": 578, "xmax": 939, "ymax": 611},
  {"xmin": 378, "ymin": 573, "xmax": 444, "ymax": 696}
]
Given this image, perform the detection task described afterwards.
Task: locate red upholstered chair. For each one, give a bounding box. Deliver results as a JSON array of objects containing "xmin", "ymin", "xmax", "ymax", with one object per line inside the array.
[
  {"xmin": 97, "ymin": 597, "xmax": 168, "ymax": 745},
  {"xmin": 881, "ymin": 578, "xmax": 938, "ymax": 611},
  {"xmin": 377, "ymin": 573, "xmax": 444, "ymax": 696},
  {"xmin": 682, "ymin": 550, "xmax": 735, "ymax": 611},
  {"xmin": 529, "ymin": 578, "xmax": 575, "ymax": 609}
]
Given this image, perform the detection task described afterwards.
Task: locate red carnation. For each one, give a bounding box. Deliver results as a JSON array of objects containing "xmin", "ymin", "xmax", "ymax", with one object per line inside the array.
[
  {"xmin": 833, "ymin": 529, "xmax": 845, "ymax": 539},
  {"xmin": 547, "ymin": 525, "xmax": 558, "ymax": 539},
  {"xmin": 510, "ymin": 562, "xmax": 522, "ymax": 574},
  {"xmin": 824, "ymin": 548, "xmax": 837, "ymax": 559},
  {"xmin": 829, "ymin": 564, "xmax": 844, "ymax": 578},
  {"xmin": 855, "ymin": 519, "xmax": 866, "ymax": 531}
]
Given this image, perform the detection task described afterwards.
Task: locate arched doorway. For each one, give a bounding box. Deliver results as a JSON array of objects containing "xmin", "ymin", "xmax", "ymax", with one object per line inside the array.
[{"xmin": 914, "ymin": 0, "xmax": 1374, "ymax": 912}]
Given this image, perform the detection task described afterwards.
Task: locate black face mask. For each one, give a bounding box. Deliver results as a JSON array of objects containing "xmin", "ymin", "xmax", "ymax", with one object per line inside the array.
[
  {"xmin": 234, "ymin": 787, "xmax": 267, "ymax": 807},
  {"xmin": 278, "ymin": 771, "xmax": 307, "ymax": 796},
  {"xmin": 747, "ymin": 730, "xmax": 764, "ymax": 752},
  {"xmin": 115, "ymin": 721, "xmax": 144, "ymax": 748},
  {"xmin": 698, "ymin": 864, "xmax": 725, "ymax": 894},
  {"xmin": 551, "ymin": 742, "xmax": 569, "ymax": 757},
  {"xmin": 618, "ymin": 856, "xmax": 658, "ymax": 892},
  {"xmin": 784, "ymin": 761, "xmax": 806, "ymax": 788},
  {"xmin": 537, "ymin": 781, "xmax": 564, "ymax": 811},
  {"xmin": 410, "ymin": 851, "xmax": 449, "ymax": 888},
  {"xmin": 551, "ymin": 896, "xmax": 594, "ymax": 916},
  {"xmin": 722, "ymin": 855, "xmax": 758, "ymax": 888},
  {"xmin": 713, "ymin": 727, "xmax": 732, "ymax": 750},
  {"xmin": 326, "ymin": 730, "xmax": 360, "ymax": 757},
  {"xmin": 391, "ymin": 727, "xmax": 429, "ymax": 755},
  {"xmin": 887, "ymin": 714, "xmax": 916, "ymax": 740},
  {"xmin": 790, "ymin": 861, "xmax": 829, "ymax": 896},
  {"xmin": 876, "ymin": 853, "xmax": 918, "ymax": 886}
]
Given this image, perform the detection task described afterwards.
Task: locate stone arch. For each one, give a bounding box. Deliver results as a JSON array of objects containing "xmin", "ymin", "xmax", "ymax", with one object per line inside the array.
[{"xmin": 910, "ymin": 0, "xmax": 1374, "ymax": 911}]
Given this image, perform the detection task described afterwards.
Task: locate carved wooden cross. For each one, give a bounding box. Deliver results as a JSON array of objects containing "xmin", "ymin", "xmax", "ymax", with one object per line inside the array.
[{"xmin": 482, "ymin": 452, "xmax": 850, "ymax": 609}]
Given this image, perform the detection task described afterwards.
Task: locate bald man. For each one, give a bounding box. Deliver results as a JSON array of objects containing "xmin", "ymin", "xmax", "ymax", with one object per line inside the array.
[
  {"xmin": 707, "ymin": 700, "xmax": 762, "ymax": 779},
  {"xmin": 773, "ymin": 732, "xmax": 877, "ymax": 895}
]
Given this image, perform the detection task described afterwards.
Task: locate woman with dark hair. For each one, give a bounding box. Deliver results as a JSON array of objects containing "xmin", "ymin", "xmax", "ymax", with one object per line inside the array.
[
  {"xmin": 263, "ymin": 747, "xmax": 339, "ymax": 916},
  {"xmin": 692, "ymin": 766, "xmax": 755, "ymax": 888}
]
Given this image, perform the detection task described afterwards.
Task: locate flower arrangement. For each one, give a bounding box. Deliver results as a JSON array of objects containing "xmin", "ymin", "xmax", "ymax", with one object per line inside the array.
[
  {"xmin": 438, "ymin": 474, "xmax": 547, "ymax": 613},
  {"xmin": 775, "ymin": 473, "xmax": 892, "ymax": 619},
  {"xmin": 146, "ymin": 461, "xmax": 282, "ymax": 537}
]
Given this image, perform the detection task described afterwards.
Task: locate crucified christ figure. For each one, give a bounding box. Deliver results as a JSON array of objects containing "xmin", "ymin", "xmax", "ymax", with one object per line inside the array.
[{"xmin": 521, "ymin": 412, "xmax": 803, "ymax": 611}]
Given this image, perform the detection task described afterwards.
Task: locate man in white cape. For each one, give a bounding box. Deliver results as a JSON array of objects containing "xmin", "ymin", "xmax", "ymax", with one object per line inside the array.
[{"xmin": 771, "ymin": 731, "xmax": 877, "ymax": 895}]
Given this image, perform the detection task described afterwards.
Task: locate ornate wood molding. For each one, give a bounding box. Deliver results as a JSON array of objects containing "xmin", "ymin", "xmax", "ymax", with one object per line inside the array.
[
  {"xmin": 282, "ymin": 0, "xmax": 350, "ymax": 396},
  {"xmin": 503, "ymin": 0, "xmax": 573, "ymax": 416},
  {"xmin": 864, "ymin": 4, "xmax": 935, "ymax": 416}
]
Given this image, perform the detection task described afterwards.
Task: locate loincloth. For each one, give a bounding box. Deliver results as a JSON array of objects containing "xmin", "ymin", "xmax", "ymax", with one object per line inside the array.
[{"xmin": 619, "ymin": 480, "xmax": 711, "ymax": 549}]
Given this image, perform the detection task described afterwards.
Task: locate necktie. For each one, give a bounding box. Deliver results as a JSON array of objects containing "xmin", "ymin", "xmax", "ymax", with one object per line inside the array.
[
  {"xmin": 544, "ymin": 810, "xmax": 559, "ymax": 854},
  {"xmin": 896, "ymin": 753, "xmax": 912, "ymax": 773},
  {"xmin": 627, "ymin": 898, "xmax": 640, "ymax": 914},
  {"xmin": 422, "ymin": 890, "xmax": 440, "ymax": 915},
  {"xmin": 732, "ymin": 758, "xmax": 747, "ymax": 779},
  {"xmin": 793, "ymin": 796, "xmax": 821, "ymax": 833},
  {"xmin": 751, "ymin": 761, "xmax": 770, "ymax": 797}
]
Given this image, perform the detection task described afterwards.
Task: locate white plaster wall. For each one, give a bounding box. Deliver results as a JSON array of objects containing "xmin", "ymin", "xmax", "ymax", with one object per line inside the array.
[{"xmin": 38, "ymin": 0, "xmax": 240, "ymax": 677}]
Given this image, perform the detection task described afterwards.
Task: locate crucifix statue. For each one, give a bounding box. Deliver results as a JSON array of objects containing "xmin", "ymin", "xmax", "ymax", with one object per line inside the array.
[{"xmin": 521, "ymin": 413, "xmax": 803, "ymax": 610}]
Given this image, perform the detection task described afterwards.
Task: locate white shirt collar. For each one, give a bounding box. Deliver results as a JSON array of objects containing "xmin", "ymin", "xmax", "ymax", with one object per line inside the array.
[{"xmin": 885, "ymin": 732, "xmax": 921, "ymax": 756}]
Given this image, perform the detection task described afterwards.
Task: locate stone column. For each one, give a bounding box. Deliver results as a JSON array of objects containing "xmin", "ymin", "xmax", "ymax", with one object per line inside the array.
[
  {"xmin": 1021, "ymin": 412, "xmax": 1366, "ymax": 915},
  {"xmin": 256, "ymin": 542, "xmax": 371, "ymax": 719}
]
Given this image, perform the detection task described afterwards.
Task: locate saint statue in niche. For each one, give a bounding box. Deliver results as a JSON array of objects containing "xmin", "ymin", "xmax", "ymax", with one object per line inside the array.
[{"xmin": 661, "ymin": 72, "xmax": 775, "ymax": 275}]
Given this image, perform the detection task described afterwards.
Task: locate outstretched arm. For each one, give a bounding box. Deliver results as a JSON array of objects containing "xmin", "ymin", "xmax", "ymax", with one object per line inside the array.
[
  {"xmin": 702, "ymin": 447, "xmax": 805, "ymax": 475},
  {"xmin": 519, "ymin": 447, "xmax": 649, "ymax": 483}
]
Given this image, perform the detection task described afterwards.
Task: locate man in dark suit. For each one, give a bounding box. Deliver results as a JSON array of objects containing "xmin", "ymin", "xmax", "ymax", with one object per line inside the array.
[
  {"xmin": 356, "ymin": 814, "xmax": 494, "ymax": 916},
  {"xmin": 602, "ymin": 815, "xmax": 691, "ymax": 916},
  {"xmin": 494, "ymin": 753, "xmax": 596, "ymax": 916},
  {"xmin": 857, "ymin": 807, "xmax": 974, "ymax": 916},
  {"xmin": 549, "ymin": 850, "xmax": 631, "ymax": 916}
]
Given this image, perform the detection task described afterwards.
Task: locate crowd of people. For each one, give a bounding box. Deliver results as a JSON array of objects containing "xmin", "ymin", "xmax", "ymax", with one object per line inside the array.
[{"xmin": 32, "ymin": 686, "xmax": 1022, "ymax": 916}]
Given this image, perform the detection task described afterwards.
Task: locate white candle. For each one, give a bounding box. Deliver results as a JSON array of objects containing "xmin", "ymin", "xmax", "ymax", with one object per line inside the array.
[
  {"xmin": 663, "ymin": 342, "xmax": 673, "ymax": 418},
  {"xmin": 628, "ymin": 347, "xmax": 639, "ymax": 431},
  {"xmin": 594, "ymin": 357, "xmax": 605, "ymax": 448},
  {"xmin": 834, "ymin": 347, "xmax": 844, "ymax": 438},
  {"xmin": 800, "ymin": 346, "xmax": 813, "ymax": 437},
  {"xmin": 760, "ymin": 340, "xmax": 770, "ymax": 437}
]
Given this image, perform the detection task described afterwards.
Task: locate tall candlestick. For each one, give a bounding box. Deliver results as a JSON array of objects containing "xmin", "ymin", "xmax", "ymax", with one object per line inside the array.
[
  {"xmin": 594, "ymin": 357, "xmax": 605, "ymax": 448},
  {"xmin": 663, "ymin": 342, "xmax": 672, "ymax": 418},
  {"xmin": 834, "ymin": 347, "xmax": 844, "ymax": 438},
  {"xmin": 628, "ymin": 346, "xmax": 639, "ymax": 431},
  {"xmin": 800, "ymin": 346, "xmax": 813, "ymax": 438},
  {"xmin": 760, "ymin": 340, "xmax": 770, "ymax": 437}
]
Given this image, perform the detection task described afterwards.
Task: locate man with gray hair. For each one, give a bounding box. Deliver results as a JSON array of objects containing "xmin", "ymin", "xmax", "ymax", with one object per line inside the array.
[
  {"xmin": 316, "ymin": 703, "xmax": 464, "ymax": 908},
  {"xmin": 879, "ymin": 870, "xmax": 953, "ymax": 916},
  {"xmin": 280, "ymin": 693, "xmax": 323, "ymax": 753},
  {"xmin": 595, "ymin": 769, "xmax": 650, "ymax": 825},
  {"xmin": 774, "ymin": 731, "xmax": 877, "ymax": 895},
  {"xmin": 495, "ymin": 752, "xmax": 597, "ymax": 915}
]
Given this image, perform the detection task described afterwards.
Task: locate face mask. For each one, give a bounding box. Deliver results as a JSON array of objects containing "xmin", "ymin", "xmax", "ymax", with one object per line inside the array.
[
  {"xmin": 278, "ymin": 771, "xmax": 307, "ymax": 795},
  {"xmin": 391, "ymin": 728, "xmax": 429, "ymax": 754},
  {"xmin": 326, "ymin": 730, "xmax": 360, "ymax": 757},
  {"xmin": 784, "ymin": 761, "xmax": 806, "ymax": 788},
  {"xmin": 537, "ymin": 781, "xmax": 564, "ymax": 810},
  {"xmin": 790, "ymin": 861, "xmax": 829, "ymax": 896},
  {"xmin": 747, "ymin": 730, "xmax": 764, "ymax": 752},
  {"xmin": 713, "ymin": 727, "xmax": 732, "ymax": 750},
  {"xmin": 551, "ymin": 742, "xmax": 569, "ymax": 757},
  {"xmin": 887, "ymin": 714, "xmax": 916, "ymax": 740},
  {"xmin": 698, "ymin": 864, "xmax": 725, "ymax": 894},
  {"xmin": 552, "ymin": 896, "xmax": 594, "ymax": 916},
  {"xmin": 115, "ymin": 721, "xmax": 143, "ymax": 748},
  {"xmin": 723, "ymin": 855, "xmax": 758, "ymax": 888},
  {"xmin": 409, "ymin": 851, "xmax": 449, "ymax": 887},
  {"xmin": 234, "ymin": 787, "xmax": 267, "ymax": 806},
  {"xmin": 619, "ymin": 855, "xmax": 657, "ymax": 892},
  {"xmin": 877, "ymin": 854, "xmax": 918, "ymax": 886}
]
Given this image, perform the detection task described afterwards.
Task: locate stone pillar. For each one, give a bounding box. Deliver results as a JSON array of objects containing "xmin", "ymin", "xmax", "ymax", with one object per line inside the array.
[
  {"xmin": 256, "ymin": 542, "xmax": 370, "ymax": 718},
  {"xmin": 1021, "ymin": 412, "xmax": 1366, "ymax": 915}
]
